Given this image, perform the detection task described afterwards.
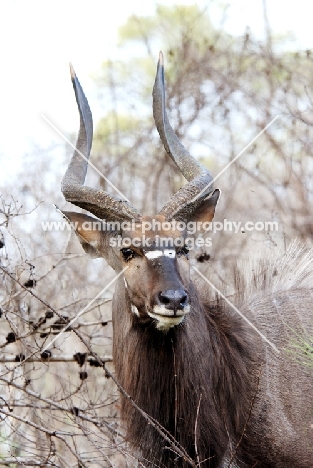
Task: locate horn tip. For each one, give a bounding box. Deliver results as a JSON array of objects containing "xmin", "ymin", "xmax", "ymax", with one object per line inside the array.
[
  {"xmin": 69, "ymin": 63, "xmax": 76, "ymax": 80},
  {"xmin": 158, "ymin": 51, "xmax": 164, "ymax": 66}
]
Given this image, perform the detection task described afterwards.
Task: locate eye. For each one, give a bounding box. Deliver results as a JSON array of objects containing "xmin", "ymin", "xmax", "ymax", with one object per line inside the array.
[
  {"xmin": 177, "ymin": 245, "xmax": 189, "ymax": 257},
  {"xmin": 121, "ymin": 248, "xmax": 136, "ymax": 262}
]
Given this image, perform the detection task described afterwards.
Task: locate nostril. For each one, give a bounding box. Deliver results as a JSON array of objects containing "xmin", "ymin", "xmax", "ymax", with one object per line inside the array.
[
  {"xmin": 158, "ymin": 292, "xmax": 171, "ymax": 305},
  {"xmin": 180, "ymin": 292, "xmax": 188, "ymax": 305},
  {"xmin": 158, "ymin": 289, "xmax": 189, "ymax": 309}
]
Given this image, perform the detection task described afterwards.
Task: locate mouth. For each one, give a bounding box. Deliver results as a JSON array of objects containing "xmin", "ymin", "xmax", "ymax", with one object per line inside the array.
[{"xmin": 148, "ymin": 304, "xmax": 190, "ymax": 331}]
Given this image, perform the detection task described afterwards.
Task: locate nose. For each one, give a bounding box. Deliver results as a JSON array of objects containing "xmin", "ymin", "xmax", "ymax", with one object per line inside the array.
[{"xmin": 158, "ymin": 289, "xmax": 189, "ymax": 311}]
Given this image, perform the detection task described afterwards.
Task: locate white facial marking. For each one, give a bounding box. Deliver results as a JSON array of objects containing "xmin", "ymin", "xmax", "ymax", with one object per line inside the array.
[
  {"xmin": 145, "ymin": 249, "xmax": 176, "ymax": 259},
  {"xmin": 131, "ymin": 304, "xmax": 140, "ymax": 316},
  {"xmin": 124, "ymin": 278, "xmax": 128, "ymax": 289},
  {"xmin": 148, "ymin": 313, "xmax": 185, "ymax": 331},
  {"xmin": 148, "ymin": 304, "xmax": 190, "ymax": 332},
  {"xmin": 145, "ymin": 250, "xmax": 163, "ymax": 259},
  {"xmin": 152, "ymin": 304, "xmax": 190, "ymax": 316}
]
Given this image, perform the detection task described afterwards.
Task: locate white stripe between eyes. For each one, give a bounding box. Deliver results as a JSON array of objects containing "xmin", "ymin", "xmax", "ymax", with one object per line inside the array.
[{"xmin": 144, "ymin": 249, "xmax": 176, "ymax": 259}]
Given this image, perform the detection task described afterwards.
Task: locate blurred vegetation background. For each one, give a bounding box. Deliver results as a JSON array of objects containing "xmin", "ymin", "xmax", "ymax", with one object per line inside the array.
[{"xmin": 0, "ymin": 3, "xmax": 313, "ymax": 466}]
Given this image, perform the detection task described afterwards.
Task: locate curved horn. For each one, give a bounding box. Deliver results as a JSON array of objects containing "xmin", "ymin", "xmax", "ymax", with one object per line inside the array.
[
  {"xmin": 153, "ymin": 52, "xmax": 214, "ymax": 220},
  {"xmin": 61, "ymin": 64, "xmax": 140, "ymax": 222}
]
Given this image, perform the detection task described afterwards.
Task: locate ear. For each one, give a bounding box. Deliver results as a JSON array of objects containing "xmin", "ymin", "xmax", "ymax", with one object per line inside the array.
[
  {"xmin": 61, "ymin": 211, "xmax": 105, "ymax": 258},
  {"xmin": 188, "ymin": 189, "xmax": 220, "ymax": 234}
]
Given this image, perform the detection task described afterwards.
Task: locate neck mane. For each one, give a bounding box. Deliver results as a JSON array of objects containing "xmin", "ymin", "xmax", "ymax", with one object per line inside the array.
[{"xmin": 112, "ymin": 281, "xmax": 257, "ymax": 467}]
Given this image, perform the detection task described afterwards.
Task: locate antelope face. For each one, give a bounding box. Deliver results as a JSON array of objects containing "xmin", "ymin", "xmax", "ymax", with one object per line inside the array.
[{"xmin": 120, "ymin": 215, "xmax": 191, "ymax": 331}]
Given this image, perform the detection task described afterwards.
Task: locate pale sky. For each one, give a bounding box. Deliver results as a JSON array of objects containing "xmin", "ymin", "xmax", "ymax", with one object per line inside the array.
[{"xmin": 0, "ymin": 0, "xmax": 312, "ymax": 184}]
